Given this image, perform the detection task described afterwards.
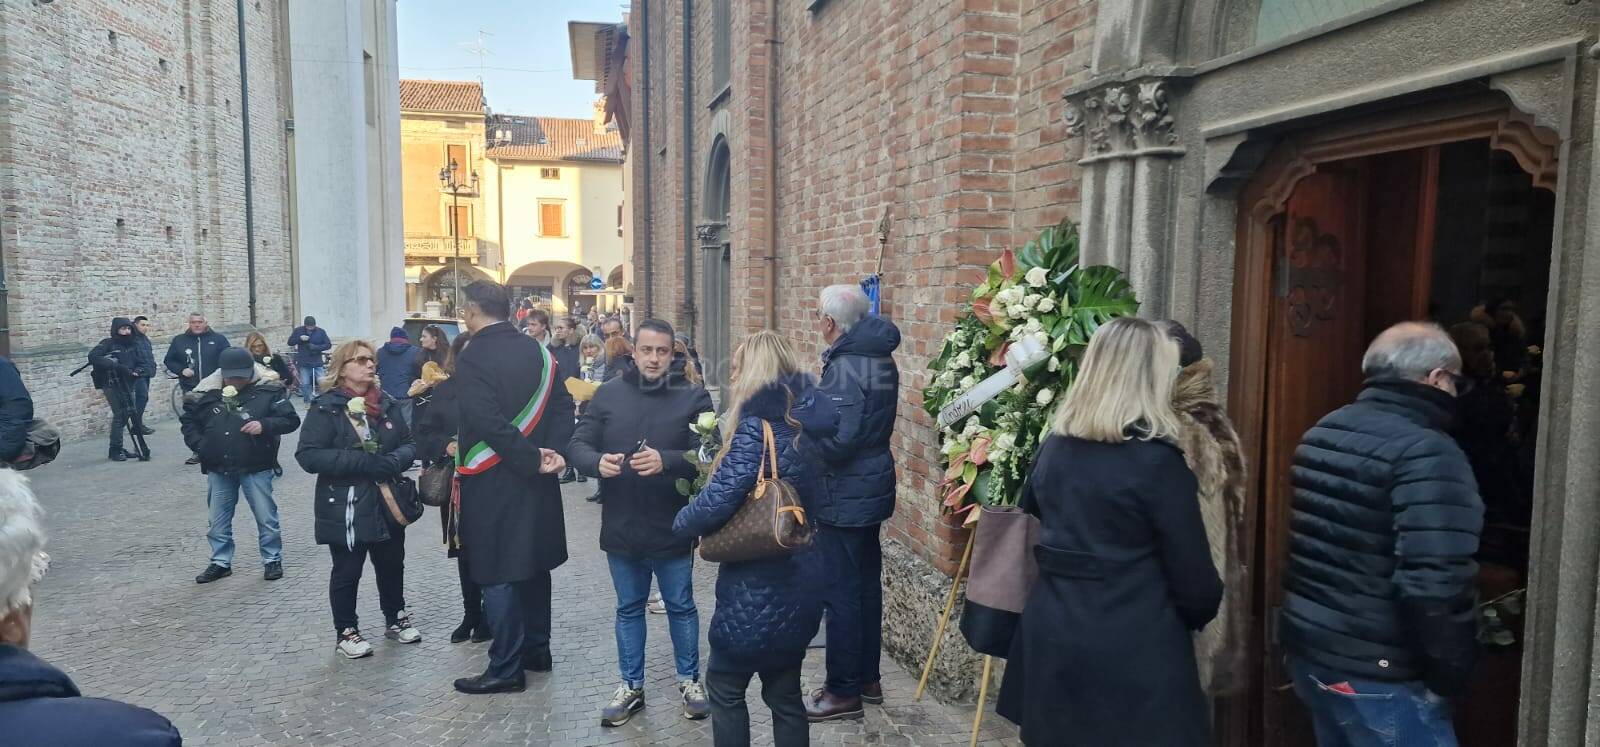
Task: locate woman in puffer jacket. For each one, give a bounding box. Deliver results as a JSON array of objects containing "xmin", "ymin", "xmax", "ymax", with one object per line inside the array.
[
  {"xmin": 295, "ymin": 340, "xmax": 420, "ymax": 661},
  {"xmin": 673, "ymin": 330, "xmax": 838, "ymax": 747}
]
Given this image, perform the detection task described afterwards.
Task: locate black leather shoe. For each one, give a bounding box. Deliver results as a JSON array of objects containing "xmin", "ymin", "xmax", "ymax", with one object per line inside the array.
[
  {"xmin": 585, "ymin": 492, "xmax": 603, "ymax": 504},
  {"xmin": 137, "ymin": 426, "xmax": 156, "ymax": 436},
  {"xmin": 185, "ymin": 454, "xmax": 200, "ymax": 466},
  {"xmin": 559, "ymin": 467, "xmax": 577, "ymax": 484},
  {"xmin": 472, "ymin": 624, "xmax": 493, "ymax": 643},
  {"xmin": 522, "ymin": 649, "xmax": 553, "ymax": 672},
  {"xmin": 454, "ymin": 673, "xmax": 526, "ymax": 694},
  {"xmin": 195, "ymin": 564, "xmax": 232, "ymax": 584},
  {"xmin": 109, "ymin": 449, "xmax": 127, "ymax": 462},
  {"xmin": 451, "ymin": 619, "xmax": 476, "ymax": 644},
  {"xmin": 263, "ymin": 562, "xmax": 283, "ymax": 581}
]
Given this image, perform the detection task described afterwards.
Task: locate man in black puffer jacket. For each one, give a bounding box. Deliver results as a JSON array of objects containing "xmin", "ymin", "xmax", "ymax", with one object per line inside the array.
[
  {"xmin": 181, "ymin": 348, "xmax": 300, "ymax": 585},
  {"xmin": 88, "ymin": 317, "xmax": 142, "ymax": 462},
  {"xmin": 807, "ymin": 283, "xmax": 901, "ymax": 721},
  {"xmin": 1281, "ymin": 322, "xmax": 1483, "ymax": 746}
]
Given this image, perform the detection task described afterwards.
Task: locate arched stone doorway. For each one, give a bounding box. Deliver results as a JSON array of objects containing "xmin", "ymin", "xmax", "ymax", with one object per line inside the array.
[
  {"xmin": 419, "ymin": 261, "xmax": 494, "ymax": 317},
  {"xmin": 1228, "ymin": 93, "xmax": 1559, "ymax": 747},
  {"xmin": 506, "ymin": 260, "xmax": 591, "ymax": 317},
  {"xmin": 696, "ymin": 136, "xmax": 733, "ymax": 389}
]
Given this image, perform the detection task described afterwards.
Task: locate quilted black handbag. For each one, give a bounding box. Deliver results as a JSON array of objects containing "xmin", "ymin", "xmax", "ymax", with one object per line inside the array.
[{"xmin": 699, "ymin": 421, "xmax": 813, "ymax": 563}]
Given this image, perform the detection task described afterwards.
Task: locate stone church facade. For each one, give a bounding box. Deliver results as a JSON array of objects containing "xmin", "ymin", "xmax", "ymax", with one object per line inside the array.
[{"xmin": 629, "ymin": 0, "xmax": 1600, "ymax": 743}]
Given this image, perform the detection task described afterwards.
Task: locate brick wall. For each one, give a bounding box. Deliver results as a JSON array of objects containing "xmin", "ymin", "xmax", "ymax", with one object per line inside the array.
[
  {"xmin": 633, "ymin": 0, "xmax": 1097, "ymax": 573},
  {"xmin": 0, "ymin": 0, "xmax": 292, "ymax": 439}
]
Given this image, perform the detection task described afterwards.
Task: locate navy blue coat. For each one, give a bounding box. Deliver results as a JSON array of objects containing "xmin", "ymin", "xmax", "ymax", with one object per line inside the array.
[
  {"xmin": 813, "ymin": 315, "xmax": 901, "ymax": 527},
  {"xmin": 163, "ymin": 328, "xmax": 230, "ymax": 387},
  {"xmin": 0, "ymin": 356, "xmax": 32, "ymax": 462},
  {"xmin": 376, "ymin": 341, "xmax": 420, "ymax": 400},
  {"xmin": 0, "ymin": 644, "xmax": 180, "ymax": 746},
  {"xmin": 673, "ymin": 373, "xmax": 839, "ymax": 673},
  {"xmin": 131, "ymin": 331, "xmax": 157, "ymax": 378},
  {"xmin": 287, "ymin": 325, "xmax": 332, "ymax": 367}
]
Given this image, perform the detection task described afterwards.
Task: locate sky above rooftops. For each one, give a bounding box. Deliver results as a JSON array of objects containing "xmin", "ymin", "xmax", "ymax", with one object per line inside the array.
[{"xmin": 397, "ymin": 0, "xmax": 623, "ymax": 118}]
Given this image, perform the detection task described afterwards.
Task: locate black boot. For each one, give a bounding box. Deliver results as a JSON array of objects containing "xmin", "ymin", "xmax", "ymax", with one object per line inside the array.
[
  {"xmin": 471, "ymin": 622, "xmax": 493, "ymax": 643},
  {"xmin": 109, "ymin": 447, "xmax": 127, "ymax": 462},
  {"xmin": 559, "ymin": 466, "xmax": 577, "ymax": 484},
  {"xmin": 451, "ymin": 618, "xmax": 477, "ymax": 644}
]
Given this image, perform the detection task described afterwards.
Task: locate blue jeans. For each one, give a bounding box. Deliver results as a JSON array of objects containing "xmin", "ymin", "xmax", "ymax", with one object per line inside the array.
[
  {"xmin": 607, "ymin": 553, "xmax": 699, "ymax": 687},
  {"xmin": 132, "ymin": 377, "xmax": 150, "ymax": 421},
  {"xmin": 817, "ymin": 523, "xmax": 883, "ymax": 697},
  {"xmin": 206, "ymin": 470, "xmax": 282, "ymax": 567},
  {"xmin": 1288, "ymin": 656, "xmax": 1457, "ymax": 747},
  {"xmin": 297, "ymin": 364, "xmax": 323, "ymax": 400}
]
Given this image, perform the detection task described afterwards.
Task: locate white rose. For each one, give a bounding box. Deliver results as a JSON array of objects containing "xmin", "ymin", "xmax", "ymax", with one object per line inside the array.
[
  {"xmin": 695, "ymin": 411, "xmax": 718, "ymax": 432},
  {"xmin": 221, "ymin": 385, "xmax": 238, "ymax": 399},
  {"xmin": 954, "ymin": 352, "xmax": 972, "ymax": 369},
  {"xmin": 1033, "ymin": 331, "xmax": 1050, "ymax": 347},
  {"xmin": 1008, "ymin": 303, "xmax": 1029, "ymax": 319},
  {"xmin": 1036, "ymin": 388, "xmax": 1054, "ymax": 406},
  {"xmin": 938, "ymin": 371, "xmax": 956, "ymax": 388},
  {"xmin": 960, "ymin": 375, "xmax": 977, "ymax": 390},
  {"xmin": 346, "ymin": 397, "xmax": 367, "ymax": 416},
  {"xmin": 995, "ymin": 431, "xmax": 1017, "ymax": 451},
  {"xmin": 990, "ymin": 445, "xmax": 1008, "ymax": 464},
  {"xmin": 1024, "ymin": 317, "xmax": 1043, "ymax": 333},
  {"xmin": 1047, "ymin": 356, "xmax": 1060, "ymax": 372},
  {"xmin": 1022, "ymin": 294, "xmax": 1039, "ymax": 310},
  {"xmin": 962, "ymin": 418, "xmax": 983, "ymax": 438},
  {"xmin": 1037, "ymin": 297, "xmax": 1056, "ymax": 313},
  {"xmin": 1026, "ymin": 267, "xmax": 1049, "ymax": 287},
  {"xmin": 262, "ymin": 356, "xmax": 272, "ymax": 364}
]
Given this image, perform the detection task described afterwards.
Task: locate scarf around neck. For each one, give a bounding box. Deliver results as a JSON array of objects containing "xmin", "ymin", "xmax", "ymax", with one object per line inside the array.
[{"xmin": 340, "ymin": 385, "xmax": 384, "ymax": 420}]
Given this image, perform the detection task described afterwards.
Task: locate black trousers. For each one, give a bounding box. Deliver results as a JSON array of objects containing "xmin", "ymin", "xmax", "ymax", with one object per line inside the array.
[
  {"xmin": 457, "ymin": 553, "xmax": 483, "ymax": 621},
  {"xmin": 103, "ymin": 389, "xmax": 127, "ymax": 452},
  {"xmin": 328, "ymin": 533, "xmax": 406, "ymax": 634},
  {"xmin": 705, "ymin": 666, "xmax": 808, "ymax": 747},
  {"xmin": 482, "ymin": 571, "xmax": 552, "ymax": 680},
  {"xmin": 819, "ymin": 523, "xmax": 884, "ymax": 697}
]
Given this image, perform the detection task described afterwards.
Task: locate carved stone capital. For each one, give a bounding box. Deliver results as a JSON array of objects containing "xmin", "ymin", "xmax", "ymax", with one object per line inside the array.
[
  {"xmin": 695, "ymin": 222, "xmax": 726, "ymax": 249},
  {"xmin": 1065, "ymin": 77, "xmax": 1181, "ymax": 158}
]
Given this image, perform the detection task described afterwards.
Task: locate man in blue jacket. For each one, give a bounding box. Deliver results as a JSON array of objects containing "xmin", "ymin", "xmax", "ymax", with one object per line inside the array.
[
  {"xmin": 287, "ymin": 316, "xmax": 331, "ymax": 400},
  {"xmin": 0, "ymin": 356, "xmax": 32, "ymax": 464},
  {"xmin": 376, "ymin": 327, "xmax": 420, "ymax": 425},
  {"xmin": 164, "ymin": 312, "xmax": 229, "ymax": 392},
  {"xmin": 806, "ymin": 283, "xmax": 902, "ymax": 722}
]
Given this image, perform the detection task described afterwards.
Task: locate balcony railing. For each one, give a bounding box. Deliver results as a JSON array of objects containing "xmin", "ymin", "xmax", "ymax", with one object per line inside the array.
[{"xmin": 404, "ymin": 235, "xmax": 482, "ymax": 262}]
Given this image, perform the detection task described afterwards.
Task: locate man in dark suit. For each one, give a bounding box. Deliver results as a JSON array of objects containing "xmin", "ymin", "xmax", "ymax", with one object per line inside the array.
[{"xmin": 451, "ymin": 281, "xmax": 575, "ymax": 695}]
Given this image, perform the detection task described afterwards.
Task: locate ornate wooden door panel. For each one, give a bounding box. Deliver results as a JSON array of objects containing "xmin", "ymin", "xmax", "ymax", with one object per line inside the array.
[{"xmin": 1260, "ymin": 163, "xmax": 1370, "ymax": 746}]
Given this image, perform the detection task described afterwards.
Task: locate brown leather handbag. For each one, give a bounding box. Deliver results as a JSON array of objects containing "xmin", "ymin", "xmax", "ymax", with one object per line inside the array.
[{"xmin": 698, "ymin": 421, "xmax": 813, "ymax": 563}]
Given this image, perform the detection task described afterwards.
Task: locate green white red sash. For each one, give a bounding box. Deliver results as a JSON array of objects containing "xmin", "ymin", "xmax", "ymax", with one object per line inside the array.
[{"xmin": 456, "ymin": 341, "xmax": 556, "ymax": 475}]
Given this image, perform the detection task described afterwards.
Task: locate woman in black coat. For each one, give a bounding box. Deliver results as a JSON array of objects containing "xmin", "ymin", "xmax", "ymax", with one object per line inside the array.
[
  {"xmin": 411, "ymin": 332, "xmax": 491, "ymax": 644},
  {"xmin": 995, "ymin": 317, "xmax": 1224, "ymax": 747},
  {"xmin": 243, "ymin": 331, "xmax": 294, "ymax": 386},
  {"xmin": 672, "ymin": 331, "xmax": 839, "ymax": 747},
  {"xmin": 295, "ymin": 340, "xmax": 420, "ymax": 660}
]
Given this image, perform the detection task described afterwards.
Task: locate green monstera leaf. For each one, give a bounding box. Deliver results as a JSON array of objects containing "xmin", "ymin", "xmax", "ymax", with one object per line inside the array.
[{"xmin": 1064, "ymin": 266, "xmax": 1140, "ymax": 345}]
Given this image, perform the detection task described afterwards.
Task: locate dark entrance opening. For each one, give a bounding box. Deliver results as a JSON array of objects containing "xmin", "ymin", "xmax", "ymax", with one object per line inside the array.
[{"xmin": 1232, "ymin": 108, "xmax": 1557, "ymax": 746}]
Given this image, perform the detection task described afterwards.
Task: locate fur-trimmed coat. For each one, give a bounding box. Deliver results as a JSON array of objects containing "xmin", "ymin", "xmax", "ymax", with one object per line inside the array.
[{"xmin": 1171, "ymin": 358, "xmax": 1250, "ymax": 696}]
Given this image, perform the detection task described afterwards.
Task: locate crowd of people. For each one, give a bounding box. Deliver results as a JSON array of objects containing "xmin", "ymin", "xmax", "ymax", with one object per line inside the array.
[{"xmin": 0, "ymin": 272, "xmax": 1519, "ymax": 746}]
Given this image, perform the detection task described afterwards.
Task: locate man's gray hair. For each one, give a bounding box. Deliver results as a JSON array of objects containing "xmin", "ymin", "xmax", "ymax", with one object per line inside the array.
[
  {"xmin": 1361, "ymin": 322, "xmax": 1462, "ymax": 381},
  {"xmin": 0, "ymin": 470, "xmax": 46, "ymax": 615},
  {"xmin": 820, "ymin": 284, "xmax": 871, "ymax": 333}
]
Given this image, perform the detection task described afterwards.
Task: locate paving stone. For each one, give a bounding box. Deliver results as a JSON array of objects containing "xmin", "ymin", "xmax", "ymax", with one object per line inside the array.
[{"xmin": 27, "ymin": 427, "xmax": 1017, "ymax": 745}]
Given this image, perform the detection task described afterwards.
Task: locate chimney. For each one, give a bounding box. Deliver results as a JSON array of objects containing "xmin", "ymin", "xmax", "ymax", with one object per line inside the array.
[{"xmin": 594, "ymin": 98, "xmax": 608, "ymax": 135}]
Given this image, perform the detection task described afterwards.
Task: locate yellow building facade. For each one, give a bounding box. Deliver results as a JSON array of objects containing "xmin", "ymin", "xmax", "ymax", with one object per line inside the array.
[
  {"xmin": 483, "ymin": 111, "xmax": 626, "ymax": 318},
  {"xmin": 398, "ymin": 80, "xmax": 493, "ymax": 314}
]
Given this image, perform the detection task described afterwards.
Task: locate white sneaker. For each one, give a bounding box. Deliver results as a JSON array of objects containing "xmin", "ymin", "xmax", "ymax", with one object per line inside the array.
[
  {"xmin": 337, "ymin": 628, "xmax": 373, "ymax": 659},
  {"xmin": 648, "ymin": 599, "xmax": 667, "ymax": 614},
  {"xmin": 385, "ymin": 610, "xmax": 422, "ymax": 644}
]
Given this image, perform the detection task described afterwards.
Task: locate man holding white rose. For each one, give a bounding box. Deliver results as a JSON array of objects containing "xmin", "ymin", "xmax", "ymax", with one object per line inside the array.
[{"xmin": 180, "ymin": 348, "xmax": 300, "ymax": 585}]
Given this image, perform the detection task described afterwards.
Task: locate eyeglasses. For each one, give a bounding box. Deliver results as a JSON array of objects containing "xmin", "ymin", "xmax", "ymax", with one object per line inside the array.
[{"xmin": 349, "ymin": 355, "xmax": 376, "ymax": 365}]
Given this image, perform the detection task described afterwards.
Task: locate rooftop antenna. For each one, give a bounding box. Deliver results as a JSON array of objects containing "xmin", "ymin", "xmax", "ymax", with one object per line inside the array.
[{"xmin": 460, "ymin": 29, "xmax": 494, "ymax": 86}]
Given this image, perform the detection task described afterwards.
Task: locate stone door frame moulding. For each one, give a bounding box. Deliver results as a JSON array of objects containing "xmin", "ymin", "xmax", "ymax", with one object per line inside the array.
[{"xmin": 1210, "ymin": 47, "xmax": 1587, "ymax": 747}]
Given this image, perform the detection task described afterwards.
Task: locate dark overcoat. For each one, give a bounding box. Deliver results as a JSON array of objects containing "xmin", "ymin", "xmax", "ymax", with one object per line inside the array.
[
  {"xmin": 295, "ymin": 389, "xmax": 415, "ymax": 548},
  {"xmin": 453, "ymin": 321, "xmax": 574, "ymax": 585},
  {"xmin": 996, "ymin": 433, "xmax": 1223, "ymax": 747}
]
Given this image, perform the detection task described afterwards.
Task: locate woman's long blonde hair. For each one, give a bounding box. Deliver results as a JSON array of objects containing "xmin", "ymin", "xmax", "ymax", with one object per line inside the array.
[
  {"xmin": 244, "ymin": 331, "xmax": 270, "ymax": 357},
  {"xmin": 712, "ymin": 331, "xmax": 801, "ymax": 470},
  {"xmin": 1053, "ymin": 317, "xmax": 1181, "ymax": 443},
  {"xmin": 320, "ymin": 340, "xmax": 376, "ymax": 392}
]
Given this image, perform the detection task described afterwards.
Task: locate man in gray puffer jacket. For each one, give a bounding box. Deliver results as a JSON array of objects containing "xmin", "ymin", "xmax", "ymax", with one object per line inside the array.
[{"xmin": 806, "ymin": 284, "xmax": 901, "ymax": 722}]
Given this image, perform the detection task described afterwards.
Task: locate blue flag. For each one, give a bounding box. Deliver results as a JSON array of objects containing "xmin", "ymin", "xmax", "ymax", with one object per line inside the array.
[{"xmin": 861, "ymin": 274, "xmax": 881, "ymax": 316}]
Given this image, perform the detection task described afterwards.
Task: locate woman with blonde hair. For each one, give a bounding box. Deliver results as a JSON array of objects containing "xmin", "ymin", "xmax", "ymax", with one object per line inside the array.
[
  {"xmin": 296, "ymin": 340, "xmax": 421, "ymax": 660},
  {"xmin": 673, "ymin": 331, "xmax": 838, "ymax": 747},
  {"xmin": 995, "ymin": 316, "xmax": 1222, "ymax": 746},
  {"xmin": 243, "ymin": 331, "xmax": 294, "ymax": 385}
]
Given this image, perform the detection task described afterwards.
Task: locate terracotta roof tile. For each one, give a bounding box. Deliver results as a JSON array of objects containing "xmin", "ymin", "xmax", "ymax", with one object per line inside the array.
[
  {"xmin": 485, "ymin": 114, "xmax": 623, "ymax": 163},
  {"xmin": 399, "ymin": 79, "xmax": 484, "ymax": 114}
]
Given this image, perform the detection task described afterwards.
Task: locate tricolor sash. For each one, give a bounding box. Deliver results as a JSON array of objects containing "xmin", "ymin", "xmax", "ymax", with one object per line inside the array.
[{"xmin": 456, "ymin": 341, "xmax": 556, "ymax": 475}]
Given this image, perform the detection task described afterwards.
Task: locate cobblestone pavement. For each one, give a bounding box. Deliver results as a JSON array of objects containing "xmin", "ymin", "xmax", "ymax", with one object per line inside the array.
[{"xmin": 27, "ymin": 425, "xmax": 1018, "ymax": 745}]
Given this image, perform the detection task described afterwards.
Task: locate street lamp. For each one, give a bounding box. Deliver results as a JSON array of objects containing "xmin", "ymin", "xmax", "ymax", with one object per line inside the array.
[{"xmin": 437, "ymin": 158, "xmax": 479, "ymax": 316}]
